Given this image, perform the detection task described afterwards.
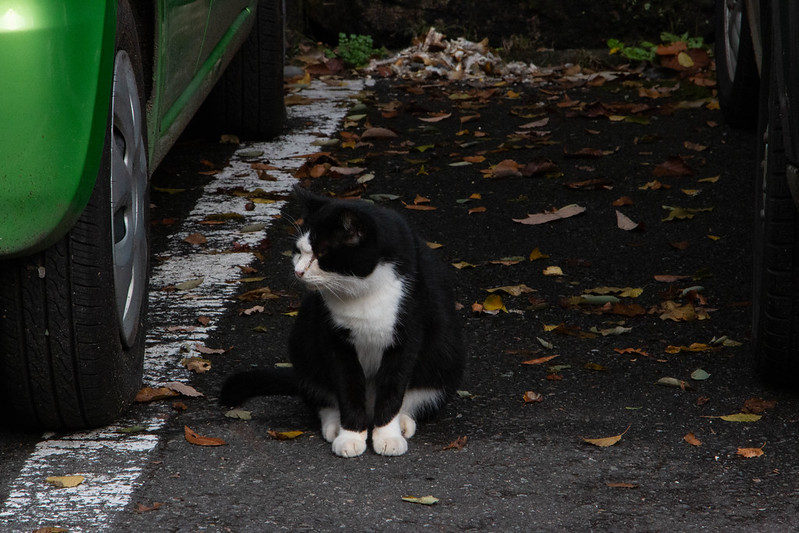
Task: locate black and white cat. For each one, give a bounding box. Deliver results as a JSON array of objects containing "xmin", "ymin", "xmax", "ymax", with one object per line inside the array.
[{"xmin": 221, "ymin": 188, "xmax": 465, "ymax": 457}]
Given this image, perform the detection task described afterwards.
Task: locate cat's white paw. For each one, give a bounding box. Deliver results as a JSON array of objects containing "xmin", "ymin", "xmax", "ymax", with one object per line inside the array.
[
  {"xmin": 399, "ymin": 413, "xmax": 416, "ymax": 439},
  {"xmin": 372, "ymin": 421, "xmax": 408, "ymax": 456},
  {"xmin": 332, "ymin": 430, "xmax": 367, "ymax": 458},
  {"xmin": 318, "ymin": 408, "xmax": 341, "ymax": 443}
]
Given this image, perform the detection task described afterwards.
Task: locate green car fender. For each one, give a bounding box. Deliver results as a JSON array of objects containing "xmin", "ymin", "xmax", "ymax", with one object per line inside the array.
[{"xmin": 0, "ymin": 1, "xmax": 116, "ymax": 256}]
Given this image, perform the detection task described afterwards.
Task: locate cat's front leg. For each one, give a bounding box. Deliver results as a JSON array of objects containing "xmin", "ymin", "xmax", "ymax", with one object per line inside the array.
[
  {"xmin": 372, "ymin": 415, "xmax": 408, "ymax": 456},
  {"xmin": 332, "ymin": 429, "xmax": 368, "ymax": 458}
]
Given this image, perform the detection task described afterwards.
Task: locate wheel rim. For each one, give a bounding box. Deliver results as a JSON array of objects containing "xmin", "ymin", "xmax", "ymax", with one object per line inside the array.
[
  {"xmin": 110, "ymin": 50, "xmax": 148, "ymax": 348},
  {"xmin": 722, "ymin": 0, "xmax": 744, "ymax": 81}
]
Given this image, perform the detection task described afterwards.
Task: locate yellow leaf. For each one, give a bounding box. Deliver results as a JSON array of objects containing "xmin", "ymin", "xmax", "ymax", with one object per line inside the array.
[
  {"xmin": 720, "ymin": 413, "xmax": 762, "ymax": 422},
  {"xmin": 677, "ymin": 51, "xmax": 694, "ymax": 67},
  {"xmin": 402, "ymin": 495, "xmax": 439, "ymax": 505},
  {"xmin": 482, "ymin": 294, "xmax": 507, "ymax": 312},
  {"xmin": 529, "ymin": 247, "xmax": 549, "ymax": 261},
  {"xmin": 698, "ymin": 175, "xmax": 720, "ymax": 183},
  {"xmin": 543, "ymin": 266, "xmax": 563, "ymax": 276},
  {"xmin": 451, "ymin": 261, "xmax": 476, "ymax": 269},
  {"xmin": 426, "ymin": 242, "xmax": 444, "ymax": 249},
  {"xmin": 268, "ymin": 430, "xmax": 304, "ymax": 440},
  {"xmin": 583, "ymin": 426, "xmax": 630, "ymax": 447},
  {"xmin": 46, "ymin": 475, "xmax": 85, "ymax": 488}
]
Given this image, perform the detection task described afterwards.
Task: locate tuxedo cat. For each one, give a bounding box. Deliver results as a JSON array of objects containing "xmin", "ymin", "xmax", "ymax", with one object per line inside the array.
[{"xmin": 221, "ymin": 188, "xmax": 465, "ymax": 457}]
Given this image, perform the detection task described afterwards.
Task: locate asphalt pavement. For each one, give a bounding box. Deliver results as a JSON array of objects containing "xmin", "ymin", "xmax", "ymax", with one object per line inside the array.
[{"xmin": 5, "ymin": 62, "xmax": 799, "ymax": 532}]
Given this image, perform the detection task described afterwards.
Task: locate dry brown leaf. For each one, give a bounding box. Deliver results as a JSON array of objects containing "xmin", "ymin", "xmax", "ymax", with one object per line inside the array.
[
  {"xmin": 361, "ymin": 127, "xmax": 397, "ymax": 139},
  {"xmin": 183, "ymin": 233, "xmax": 207, "ymax": 245},
  {"xmin": 135, "ymin": 386, "xmax": 180, "ymax": 403},
  {"xmin": 652, "ymin": 155, "xmax": 694, "ymax": 177},
  {"xmin": 268, "ymin": 430, "xmax": 305, "ymax": 440},
  {"xmin": 513, "ymin": 204, "xmax": 586, "ymax": 225},
  {"xmin": 442, "ymin": 436, "xmax": 468, "ymax": 451},
  {"xmin": 523, "ymin": 390, "xmax": 544, "ymax": 403},
  {"xmin": 521, "ymin": 354, "xmax": 560, "ymax": 365},
  {"xmin": 583, "ymin": 426, "xmax": 630, "ymax": 447},
  {"xmin": 184, "ymin": 425, "xmax": 226, "ymax": 446},
  {"xmin": 606, "ymin": 482, "xmax": 638, "ymax": 489},
  {"xmin": 737, "ymin": 445, "xmax": 765, "ymax": 458},
  {"xmin": 742, "ymin": 397, "xmax": 777, "ymax": 414},
  {"xmin": 684, "ymin": 432, "xmax": 702, "ymax": 446}
]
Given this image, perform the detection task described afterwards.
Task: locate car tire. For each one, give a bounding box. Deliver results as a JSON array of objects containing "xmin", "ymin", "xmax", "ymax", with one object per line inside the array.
[
  {"xmin": 752, "ymin": 7, "xmax": 799, "ymax": 383},
  {"xmin": 202, "ymin": 0, "xmax": 285, "ymax": 139},
  {"xmin": 0, "ymin": 0, "xmax": 149, "ymax": 429},
  {"xmin": 715, "ymin": 0, "xmax": 760, "ymax": 128}
]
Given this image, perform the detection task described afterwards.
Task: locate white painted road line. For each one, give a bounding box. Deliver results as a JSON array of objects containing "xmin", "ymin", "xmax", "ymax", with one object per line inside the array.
[{"xmin": 0, "ymin": 79, "xmax": 365, "ymax": 533}]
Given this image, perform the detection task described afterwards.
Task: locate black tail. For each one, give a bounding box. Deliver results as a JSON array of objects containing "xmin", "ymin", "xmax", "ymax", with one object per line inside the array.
[{"xmin": 219, "ymin": 367, "xmax": 299, "ymax": 407}]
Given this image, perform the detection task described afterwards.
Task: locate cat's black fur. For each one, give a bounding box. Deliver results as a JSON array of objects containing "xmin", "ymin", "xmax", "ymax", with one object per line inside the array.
[{"xmin": 220, "ymin": 187, "xmax": 465, "ymax": 456}]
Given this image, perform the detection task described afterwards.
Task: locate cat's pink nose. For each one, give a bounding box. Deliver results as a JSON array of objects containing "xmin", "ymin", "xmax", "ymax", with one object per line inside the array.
[{"xmin": 295, "ymin": 270, "xmax": 304, "ymax": 278}]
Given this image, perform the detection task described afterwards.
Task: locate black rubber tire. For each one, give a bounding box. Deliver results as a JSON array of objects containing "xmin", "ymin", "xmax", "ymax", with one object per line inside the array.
[
  {"xmin": 203, "ymin": 0, "xmax": 285, "ymax": 140},
  {"xmin": 752, "ymin": 6, "xmax": 799, "ymax": 383},
  {"xmin": 715, "ymin": 0, "xmax": 760, "ymax": 129},
  {"xmin": 0, "ymin": 0, "xmax": 148, "ymax": 429}
]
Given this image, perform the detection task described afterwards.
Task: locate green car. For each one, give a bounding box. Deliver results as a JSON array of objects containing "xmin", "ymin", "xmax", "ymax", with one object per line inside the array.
[{"xmin": 0, "ymin": 0, "xmax": 284, "ymax": 429}]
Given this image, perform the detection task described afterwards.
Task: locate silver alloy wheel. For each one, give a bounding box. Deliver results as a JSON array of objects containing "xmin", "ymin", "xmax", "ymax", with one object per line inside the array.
[
  {"xmin": 722, "ymin": 0, "xmax": 744, "ymax": 81},
  {"xmin": 110, "ymin": 50, "xmax": 148, "ymax": 348}
]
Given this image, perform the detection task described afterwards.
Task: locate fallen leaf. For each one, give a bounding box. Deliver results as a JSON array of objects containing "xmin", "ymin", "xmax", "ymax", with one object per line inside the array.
[
  {"xmin": 606, "ymin": 482, "xmax": 638, "ymax": 489},
  {"xmin": 442, "ymin": 435, "xmax": 468, "ymax": 450},
  {"xmin": 684, "ymin": 433, "xmax": 702, "ymax": 446},
  {"xmin": 361, "ymin": 127, "xmax": 397, "ymax": 139},
  {"xmin": 482, "ymin": 294, "xmax": 507, "ymax": 313},
  {"xmin": 180, "ymin": 357, "xmax": 212, "ymax": 374},
  {"xmin": 419, "ymin": 112, "xmax": 452, "ymax": 123},
  {"xmin": 163, "ymin": 381, "xmax": 204, "ymax": 397},
  {"xmin": 46, "ymin": 475, "xmax": 85, "ymax": 488},
  {"xmin": 737, "ymin": 445, "xmax": 766, "ymax": 458},
  {"xmin": 656, "ymin": 377, "xmax": 692, "ymax": 390},
  {"xmin": 484, "ymin": 159, "xmax": 522, "ymax": 179},
  {"xmin": 184, "ymin": 425, "xmax": 226, "ymax": 446},
  {"xmin": 194, "ymin": 344, "xmax": 227, "ymax": 355},
  {"xmin": 543, "ymin": 266, "xmax": 563, "ymax": 276},
  {"xmin": 268, "ymin": 430, "xmax": 304, "ymax": 440},
  {"xmin": 616, "ymin": 210, "xmax": 639, "ymax": 231},
  {"xmin": 719, "ymin": 413, "xmax": 762, "ymax": 423},
  {"xmin": 513, "ymin": 204, "xmax": 586, "ymax": 225},
  {"xmin": 452, "ymin": 261, "xmax": 476, "ymax": 269},
  {"xmin": 183, "ymin": 233, "xmax": 207, "ymax": 245},
  {"xmin": 690, "ymin": 369, "xmax": 711, "ymax": 381},
  {"xmin": 652, "ymin": 155, "xmax": 693, "ymax": 177},
  {"xmin": 521, "ymin": 354, "xmax": 560, "ymax": 365},
  {"xmin": 583, "ymin": 426, "xmax": 630, "ymax": 447},
  {"xmin": 614, "ymin": 347, "xmax": 649, "ymax": 357},
  {"xmin": 135, "ymin": 502, "xmax": 163, "ymax": 513},
  {"xmin": 468, "ymin": 206, "xmax": 487, "ymax": 214},
  {"xmin": 612, "ymin": 196, "xmax": 634, "ymax": 207},
  {"xmin": 135, "ymin": 386, "xmax": 180, "ymax": 403},
  {"xmin": 529, "ymin": 248, "xmax": 549, "ymax": 261},
  {"xmin": 742, "ymin": 398, "xmax": 777, "ymax": 414},
  {"xmin": 485, "ymin": 284, "xmax": 536, "ymax": 296},
  {"xmin": 401, "ymin": 495, "xmax": 439, "ymax": 506},
  {"xmin": 174, "ymin": 277, "xmax": 204, "ymax": 291},
  {"xmin": 523, "ymin": 390, "xmax": 544, "ymax": 403}
]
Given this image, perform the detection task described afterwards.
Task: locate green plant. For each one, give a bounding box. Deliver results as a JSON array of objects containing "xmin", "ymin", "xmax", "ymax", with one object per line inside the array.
[
  {"xmin": 606, "ymin": 38, "xmax": 657, "ymax": 61},
  {"xmin": 325, "ymin": 33, "xmax": 386, "ymax": 68},
  {"xmin": 607, "ymin": 31, "xmax": 707, "ymax": 62}
]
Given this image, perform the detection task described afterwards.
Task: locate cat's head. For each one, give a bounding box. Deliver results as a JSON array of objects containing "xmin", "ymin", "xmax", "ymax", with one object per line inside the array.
[{"xmin": 292, "ymin": 188, "xmax": 383, "ymax": 292}]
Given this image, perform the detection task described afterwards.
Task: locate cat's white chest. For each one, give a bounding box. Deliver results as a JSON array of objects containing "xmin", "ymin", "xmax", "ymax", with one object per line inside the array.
[{"xmin": 322, "ymin": 263, "xmax": 407, "ymax": 378}]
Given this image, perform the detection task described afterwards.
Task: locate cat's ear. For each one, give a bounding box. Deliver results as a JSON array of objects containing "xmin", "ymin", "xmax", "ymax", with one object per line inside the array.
[
  {"xmin": 293, "ymin": 185, "xmax": 328, "ymax": 215},
  {"xmin": 340, "ymin": 210, "xmax": 365, "ymax": 246}
]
